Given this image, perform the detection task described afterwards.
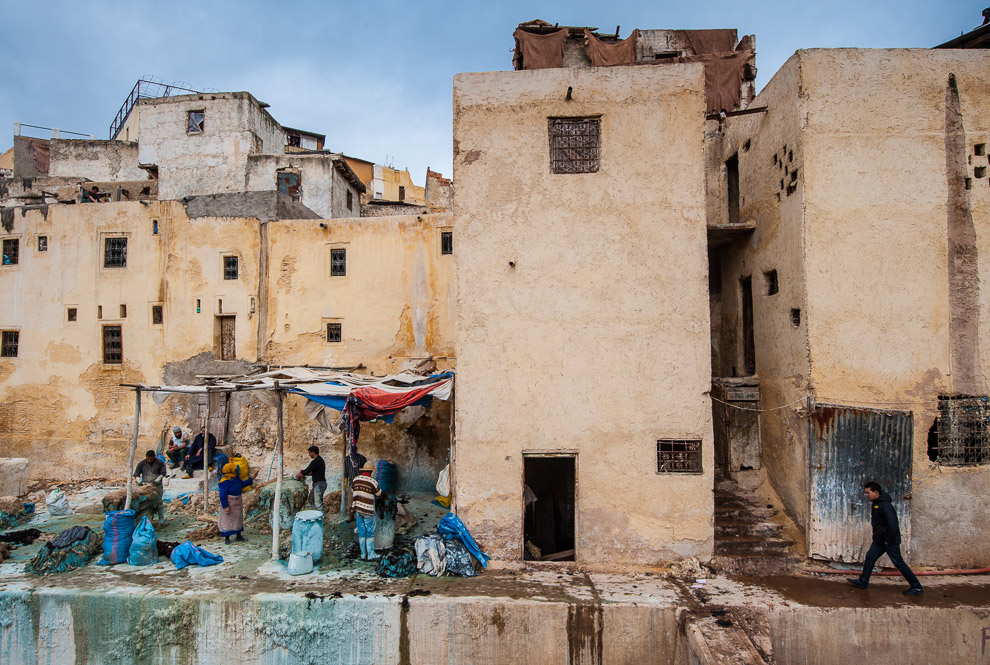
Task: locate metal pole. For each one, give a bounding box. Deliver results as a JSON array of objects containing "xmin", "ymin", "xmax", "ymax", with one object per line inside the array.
[
  {"xmin": 124, "ymin": 390, "xmax": 141, "ymax": 511},
  {"xmin": 272, "ymin": 383, "xmax": 284, "ymax": 560}
]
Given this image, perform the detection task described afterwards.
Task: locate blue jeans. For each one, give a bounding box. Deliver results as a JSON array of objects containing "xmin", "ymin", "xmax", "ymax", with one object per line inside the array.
[
  {"xmin": 356, "ymin": 513, "xmax": 376, "ymax": 539},
  {"xmin": 859, "ymin": 542, "xmax": 922, "ymax": 589}
]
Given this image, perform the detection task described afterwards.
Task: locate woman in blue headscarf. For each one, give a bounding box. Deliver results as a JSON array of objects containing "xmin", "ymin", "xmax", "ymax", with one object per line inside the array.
[{"xmin": 218, "ymin": 461, "xmax": 252, "ymax": 544}]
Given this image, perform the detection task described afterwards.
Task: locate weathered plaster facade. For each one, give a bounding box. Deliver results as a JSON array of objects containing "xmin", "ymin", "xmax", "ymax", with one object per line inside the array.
[
  {"xmin": 0, "ymin": 201, "xmax": 453, "ymax": 488},
  {"xmin": 716, "ymin": 49, "xmax": 990, "ymax": 567},
  {"xmin": 48, "ymin": 139, "xmax": 146, "ymax": 182},
  {"xmin": 453, "ymin": 65, "xmax": 714, "ymax": 565}
]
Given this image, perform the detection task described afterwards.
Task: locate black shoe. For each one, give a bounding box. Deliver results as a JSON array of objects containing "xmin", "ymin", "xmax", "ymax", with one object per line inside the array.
[
  {"xmin": 236, "ymin": 534, "xmax": 247, "ymax": 542},
  {"xmin": 847, "ymin": 578, "xmax": 867, "ymax": 589},
  {"xmin": 224, "ymin": 536, "xmax": 230, "ymax": 545},
  {"xmin": 903, "ymin": 587, "xmax": 923, "ymax": 596}
]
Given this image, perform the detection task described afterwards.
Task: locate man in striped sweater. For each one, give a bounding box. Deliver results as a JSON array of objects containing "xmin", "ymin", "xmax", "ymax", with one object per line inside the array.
[{"xmin": 351, "ymin": 462, "xmax": 382, "ymax": 561}]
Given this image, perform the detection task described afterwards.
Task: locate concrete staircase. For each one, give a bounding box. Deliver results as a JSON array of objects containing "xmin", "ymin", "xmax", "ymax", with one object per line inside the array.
[{"xmin": 714, "ymin": 477, "xmax": 797, "ymax": 575}]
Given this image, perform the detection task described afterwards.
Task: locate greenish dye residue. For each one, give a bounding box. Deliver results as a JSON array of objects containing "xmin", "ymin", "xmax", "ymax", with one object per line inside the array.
[{"xmin": 0, "ymin": 590, "xmax": 37, "ymax": 665}]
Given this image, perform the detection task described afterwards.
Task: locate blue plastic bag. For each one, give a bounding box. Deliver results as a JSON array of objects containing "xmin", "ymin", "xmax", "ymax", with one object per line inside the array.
[
  {"xmin": 437, "ymin": 512, "xmax": 489, "ymax": 567},
  {"xmin": 170, "ymin": 541, "xmax": 223, "ymax": 570},
  {"xmin": 126, "ymin": 517, "xmax": 158, "ymax": 566},
  {"xmin": 99, "ymin": 509, "xmax": 136, "ymax": 565}
]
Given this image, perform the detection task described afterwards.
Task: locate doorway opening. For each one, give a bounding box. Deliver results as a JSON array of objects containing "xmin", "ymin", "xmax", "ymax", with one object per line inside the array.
[
  {"xmin": 523, "ymin": 455, "xmax": 575, "ymax": 562},
  {"xmin": 215, "ymin": 315, "xmax": 236, "ymax": 360},
  {"xmin": 740, "ymin": 276, "xmax": 756, "ymax": 375}
]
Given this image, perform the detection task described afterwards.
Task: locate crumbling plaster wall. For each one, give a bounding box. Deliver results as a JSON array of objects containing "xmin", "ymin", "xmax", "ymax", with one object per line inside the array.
[
  {"xmin": 0, "ymin": 201, "xmax": 264, "ymax": 479},
  {"xmin": 137, "ymin": 93, "xmax": 285, "ymax": 201},
  {"xmin": 245, "ymin": 154, "xmax": 346, "ymax": 219},
  {"xmin": 453, "ymin": 66, "xmax": 713, "ymax": 565},
  {"xmin": 48, "ymin": 139, "xmax": 146, "ymax": 182},
  {"xmin": 798, "ymin": 49, "xmax": 990, "ymax": 566},
  {"xmin": 718, "ymin": 54, "xmax": 813, "ymax": 529},
  {"xmin": 330, "ymin": 164, "xmax": 361, "ymax": 219}
]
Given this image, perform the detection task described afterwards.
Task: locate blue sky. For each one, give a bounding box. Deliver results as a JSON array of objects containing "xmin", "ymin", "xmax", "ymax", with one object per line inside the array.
[{"xmin": 1, "ymin": 1, "xmax": 984, "ymax": 185}]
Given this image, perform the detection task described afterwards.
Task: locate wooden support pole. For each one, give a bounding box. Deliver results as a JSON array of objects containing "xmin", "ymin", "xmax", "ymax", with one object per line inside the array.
[
  {"xmin": 271, "ymin": 383, "xmax": 284, "ymax": 561},
  {"xmin": 124, "ymin": 390, "xmax": 141, "ymax": 511},
  {"xmin": 340, "ymin": 429, "xmax": 347, "ymax": 515}
]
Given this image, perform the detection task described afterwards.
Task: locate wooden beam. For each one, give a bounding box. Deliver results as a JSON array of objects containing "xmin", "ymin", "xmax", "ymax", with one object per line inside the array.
[{"xmin": 124, "ymin": 390, "xmax": 141, "ymax": 511}]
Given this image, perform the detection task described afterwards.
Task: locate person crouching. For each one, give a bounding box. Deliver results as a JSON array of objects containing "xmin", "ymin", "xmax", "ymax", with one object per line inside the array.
[
  {"xmin": 218, "ymin": 461, "xmax": 252, "ymax": 544},
  {"xmin": 351, "ymin": 461, "xmax": 382, "ymax": 561}
]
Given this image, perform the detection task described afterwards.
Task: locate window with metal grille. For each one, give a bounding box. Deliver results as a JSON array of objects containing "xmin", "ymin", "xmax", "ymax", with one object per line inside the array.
[
  {"xmin": 104, "ymin": 237, "xmax": 127, "ymax": 268},
  {"xmin": 549, "ymin": 117, "xmax": 601, "ymax": 174},
  {"xmin": 330, "ymin": 248, "xmax": 346, "ymax": 277},
  {"xmin": 224, "ymin": 255, "xmax": 239, "ymax": 280},
  {"xmin": 102, "ymin": 325, "xmax": 122, "ymax": 364},
  {"xmin": 152, "ymin": 305, "xmax": 163, "ymax": 325},
  {"xmin": 657, "ymin": 439, "xmax": 702, "ymax": 474},
  {"xmin": 930, "ymin": 396, "xmax": 990, "ymax": 466},
  {"xmin": 37, "ymin": 236, "xmax": 48, "ymax": 252},
  {"xmin": 441, "ymin": 231, "xmax": 453, "ymax": 255},
  {"xmin": 67, "ymin": 308, "xmax": 77, "ymax": 322},
  {"xmin": 326, "ymin": 322, "xmax": 342, "ymax": 343},
  {"xmin": 2, "ymin": 238, "xmax": 19, "ymax": 265},
  {"xmin": 1, "ymin": 331, "xmax": 19, "ymax": 358},
  {"xmin": 187, "ymin": 110, "xmax": 205, "ymax": 134}
]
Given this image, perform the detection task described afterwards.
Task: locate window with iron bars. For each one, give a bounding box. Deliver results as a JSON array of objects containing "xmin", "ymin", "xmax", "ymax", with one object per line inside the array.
[
  {"xmin": 104, "ymin": 237, "xmax": 127, "ymax": 268},
  {"xmin": 102, "ymin": 325, "xmax": 123, "ymax": 364},
  {"xmin": 151, "ymin": 305, "xmax": 163, "ymax": 325},
  {"xmin": 326, "ymin": 322, "xmax": 342, "ymax": 343},
  {"xmin": 2, "ymin": 238, "xmax": 19, "ymax": 266},
  {"xmin": 441, "ymin": 231, "xmax": 453, "ymax": 255},
  {"xmin": 1, "ymin": 331, "xmax": 19, "ymax": 358},
  {"xmin": 657, "ymin": 439, "xmax": 703, "ymax": 474},
  {"xmin": 930, "ymin": 396, "xmax": 990, "ymax": 466},
  {"xmin": 224, "ymin": 255, "xmax": 239, "ymax": 280},
  {"xmin": 549, "ymin": 117, "xmax": 601, "ymax": 174},
  {"xmin": 330, "ymin": 248, "xmax": 346, "ymax": 277},
  {"xmin": 38, "ymin": 236, "xmax": 48, "ymax": 252}
]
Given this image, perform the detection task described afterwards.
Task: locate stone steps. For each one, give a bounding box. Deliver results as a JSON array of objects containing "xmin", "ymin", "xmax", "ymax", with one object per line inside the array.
[{"xmin": 713, "ymin": 477, "xmax": 798, "ymax": 576}]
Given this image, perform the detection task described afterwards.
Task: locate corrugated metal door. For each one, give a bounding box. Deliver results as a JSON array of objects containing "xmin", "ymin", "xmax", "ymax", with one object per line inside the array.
[{"xmin": 808, "ymin": 402, "xmax": 913, "ymax": 562}]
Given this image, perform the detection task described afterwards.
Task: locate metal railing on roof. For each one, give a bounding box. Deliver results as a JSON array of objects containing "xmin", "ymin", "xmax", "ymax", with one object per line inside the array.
[{"xmin": 108, "ymin": 78, "xmax": 203, "ymax": 140}]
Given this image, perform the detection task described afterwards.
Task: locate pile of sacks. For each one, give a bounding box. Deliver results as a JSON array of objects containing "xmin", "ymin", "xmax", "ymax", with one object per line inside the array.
[
  {"xmin": 27, "ymin": 526, "xmax": 101, "ymax": 576},
  {"xmin": 412, "ymin": 513, "xmax": 490, "ymax": 578}
]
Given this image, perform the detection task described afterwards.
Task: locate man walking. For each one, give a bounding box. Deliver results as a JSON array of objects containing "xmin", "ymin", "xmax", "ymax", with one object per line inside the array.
[
  {"xmin": 351, "ymin": 461, "xmax": 382, "ymax": 561},
  {"xmin": 847, "ymin": 480, "xmax": 923, "ymax": 595},
  {"xmin": 296, "ymin": 446, "xmax": 327, "ymax": 511}
]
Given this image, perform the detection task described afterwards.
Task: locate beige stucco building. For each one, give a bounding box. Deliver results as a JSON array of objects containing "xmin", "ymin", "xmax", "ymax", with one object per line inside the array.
[
  {"xmin": 452, "ymin": 65, "xmax": 714, "ymax": 565},
  {"xmin": 711, "ymin": 48, "xmax": 990, "ymax": 567}
]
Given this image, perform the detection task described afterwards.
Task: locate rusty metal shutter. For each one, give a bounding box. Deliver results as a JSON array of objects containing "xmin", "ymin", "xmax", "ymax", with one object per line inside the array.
[{"xmin": 808, "ymin": 402, "xmax": 913, "ymax": 563}]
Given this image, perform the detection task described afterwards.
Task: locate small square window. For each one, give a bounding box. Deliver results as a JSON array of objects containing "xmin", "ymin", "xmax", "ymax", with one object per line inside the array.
[
  {"xmin": 764, "ymin": 269, "xmax": 779, "ymax": 295},
  {"xmin": 791, "ymin": 308, "xmax": 802, "ymax": 327},
  {"xmin": 1, "ymin": 331, "xmax": 19, "ymax": 358},
  {"xmin": 224, "ymin": 255, "xmax": 239, "ymax": 280},
  {"xmin": 102, "ymin": 325, "xmax": 122, "ymax": 364},
  {"xmin": 657, "ymin": 439, "xmax": 702, "ymax": 474},
  {"xmin": 326, "ymin": 322, "xmax": 342, "ymax": 343},
  {"xmin": 104, "ymin": 237, "xmax": 127, "ymax": 268},
  {"xmin": 976, "ymin": 166, "xmax": 987, "ymax": 179},
  {"xmin": 399, "ymin": 186, "xmax": 406, "ymax": 201},
  {"xmin": 119, "ymin": 304, "xmax": 127, "ymax": 318},
  {"xmin": 441, "ymin": 231, "xmax": 453, "ymax": 255},
  {"xmin": 549, "ymin": 117, "xmax": 601, "ymax": 174},
  {"xmin": 67, "ymin": 307, "xmax": 77, "ymax": 322},
  {"xmin": 346, "ymin": 190, "xmax": 353, "ymax": 211},
  {"xmin": 187, "ymin": 110, "xmax": 205, "ymax": 134},
  {"xmin": 37, "ymin": 236, "xmax": 48, "ymax": 252},
  {"xmin": 975, "ymin": 144, "xmax": 986, "ymax": 157},
  {"xmin": 152, "ymin": 305, "xmax": 163, "ymax": 325},
  {"xmin": 2, "ymin": 238, "xmax": 19, "ymax": 266},
  {"xmin": 330, "ymin": 248, "xmax": 346, "ymax": 277}
]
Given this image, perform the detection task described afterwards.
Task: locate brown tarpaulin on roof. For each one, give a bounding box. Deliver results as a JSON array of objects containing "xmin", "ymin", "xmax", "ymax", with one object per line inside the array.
[
  {"xmin": 583, "ymin": 29, "xmax": 640, "ymax": 67},
  {"xmin": 513, "ymin": 28, "xmax": 568, "ymax": 70},
  {"xmin": 28, "ymin": 139, "xmax": 49, "ymax": 174},
  {"xmin": 682, "ymin": 50, "xmax": 753, "ymax": 114},
  {"xmin": 681, "ymin": 29, "xmax": 737, "ymax": 56}
]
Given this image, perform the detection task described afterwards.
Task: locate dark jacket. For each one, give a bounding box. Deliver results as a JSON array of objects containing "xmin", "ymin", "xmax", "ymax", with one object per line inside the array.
[
  {"xmin": 301, "ymin": 455, "xmax": 326, "ymax": 483},
  {"xmin": 870, "ymin": 492, "xmax": 901, "ymax": 545}
]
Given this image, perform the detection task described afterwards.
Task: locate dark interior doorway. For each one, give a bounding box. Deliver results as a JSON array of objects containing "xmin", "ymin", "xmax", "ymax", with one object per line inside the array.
[
  {"xmin": 741, "ymin": 276, "xmax": 756, "ymax": 375},
  {"xmin": 523, "ymin": 456, "xmax": 575, "ymax": 562}
]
